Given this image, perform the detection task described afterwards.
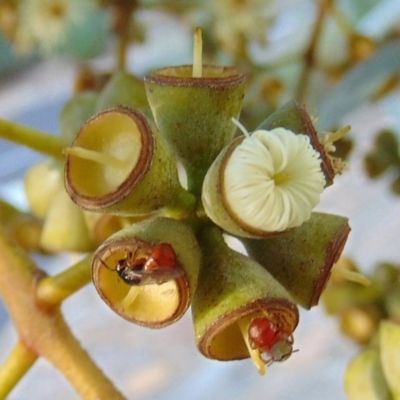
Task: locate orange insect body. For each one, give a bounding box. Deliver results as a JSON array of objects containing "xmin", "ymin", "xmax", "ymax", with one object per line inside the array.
[
  {"xmin": 103, "ymin": 243, "xmax": 181, "ymax": 286},
  {"xmin": 248, "ymin": 317, "xmax": 294, "ymax": 364}
]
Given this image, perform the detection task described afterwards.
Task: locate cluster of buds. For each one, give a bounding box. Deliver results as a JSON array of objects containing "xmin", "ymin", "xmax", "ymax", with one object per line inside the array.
[
  {"xmin": 345, "ymin": 320, "xmax": 400, "ymax": 399},
  {"xmin": 322, "ymin": 259, "xmax": 400, "ymax": 398},
  {"xmin": 323, "ymin": 259, "xmax": 400, "ymax": 345},
  {"xmin": 21, "ymin": 31, "xmax": 352, "ymax": 375}
]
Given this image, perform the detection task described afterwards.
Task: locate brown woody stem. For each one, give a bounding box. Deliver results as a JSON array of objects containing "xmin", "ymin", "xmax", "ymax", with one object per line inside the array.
[{"xmin": 0, "ymin": 228, "xmax": 125, "ymax": 399}]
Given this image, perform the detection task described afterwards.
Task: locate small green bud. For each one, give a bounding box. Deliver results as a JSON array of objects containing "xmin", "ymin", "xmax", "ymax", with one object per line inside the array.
[
  {"xmin": 380, "ymin": 320, "xmax": 400, "ymax": 396},
  {"xmin": 40, "ymin": 188, "xmax": 95, "ymax": 252},
  {"xmin": 345, "ymin": 348, "xmax": 391, "ymax": 400},
  {"xmin": 59, "ymin": 92, "xmax": 98, "ymax": 144},
  {"xmin": 24, "ymin": 160, "xmax": 63, "ymax": 219},
  {"xmin": 95, "ymin": 71, "xmax": 148, "ymax": 112}
]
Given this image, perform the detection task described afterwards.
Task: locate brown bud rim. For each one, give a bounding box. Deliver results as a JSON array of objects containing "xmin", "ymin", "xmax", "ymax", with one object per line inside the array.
[
  {"xmin": 144, "ymin": 65, "xmax": 246, "ymax": 89},
  {"xmin": 65, "ymin": 106, "xmax": 154, "ymax": 211},
  {"xmin": 294, "ymin": 101, "xmax": 335, "ymax": 186},
  {"xmin": 92, "ymin": 237, "xmax": 190, "ymax": 328},
  {"xmin": 197, "ymin": 297, "xmax": 299, "ymax": 360},
  {"xmin": 310, "ymin": 218, "xmax": 351, "ymax": 306}
]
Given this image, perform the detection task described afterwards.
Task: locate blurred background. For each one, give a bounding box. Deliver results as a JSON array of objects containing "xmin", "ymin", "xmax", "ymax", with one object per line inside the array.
[{"xmin": 1, "ymin": 0, "xmax": 400, "ymax": 398}]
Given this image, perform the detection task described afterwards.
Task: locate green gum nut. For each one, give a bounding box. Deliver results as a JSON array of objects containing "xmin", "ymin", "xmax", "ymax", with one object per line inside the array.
[
  {"xmin": 144, "ymin": 65, "xmax": 246, "ymax": 193},
  {"xmin": 24, "ymin": 159, "xmax": 63, "ymax": 219},
  {"xmin": 40, "ymin": 188, "xmax": 95, "ymax": 252},
  {"xmin": 322, "ymin": 281, "xmax": 381, "ymax": 316},
  {"xmin": 192, "ymin": 226, "xmax": 298, "ymax": 365},
  {"xmin": 345, "ymin": 348, "xmax": 391, "ymax": 400},
  {"xmin": 92, "ymin": 217, "xmax": 201, "ymax": 328},
  {"xmin": 65, "ymin": 106, "xmax": 196, "ymax": 216},
  {"xmin": 257, "ymin": 100, "xmax": 336, "ymax": 186},
  {"xmin": 379, "ymin": 320, "xmax": 400, "ymax": 397},
  {"xmin": 201, "ymin": 135, "xmax": 277, "ymax": 238},
  {"xmin": 95, "ymin": 71, "xmax": 148, "ymax": 113},
  {"xmin": 241, "ymin": 212, "xmax": 351, "ymax": 309},
  {"xmin": 339, "ymin": 306, "xmax": 381, "ymax": 345}
]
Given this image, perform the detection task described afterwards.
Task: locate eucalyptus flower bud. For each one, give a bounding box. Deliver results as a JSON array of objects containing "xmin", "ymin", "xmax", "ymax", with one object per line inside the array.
[
  {"xmin": 95, "ymin": 71, "xmax": 148, "ymax": 112},
  {"xmin": 64, "ymin": 106, "xmax": 196, "ymax": 217},
  {"xmin": 192, "ymin": 226, "xmax": 298, "ymax": 375},
  {"xmin": 379, "ymin": 320, "xmax": 400, "ymax": 397},
  {"xmin": 24, "ymin": 159, "xmax": 63, "ymax": 219},
  {"xmin": 144, "ymin": 65, "xmax": 246, "ymax": 193},
  {"xmin": 344, "ymin": 348, "xmax": 390, "ymax": 400},
  {"xmin": 202, "ymin": 124, "xmax": 325, "ymax": 238},
  {"xmin": 59, "ymin": 92, "xmax": 98, "ymax": 144},
  {"xmin": 92, "ymin": 217, "xmax": 201, "ymax": 328},
  {"xmin": 257, "ymin": 100, "xmax": 346, "ymax": 184},
  {"xmin": 40, "ymin": 188, "xmax": 95, "ymax": 252},
  {"xmin": 242, "ymin": 212, "xmax": 351, "ymax": 308}
]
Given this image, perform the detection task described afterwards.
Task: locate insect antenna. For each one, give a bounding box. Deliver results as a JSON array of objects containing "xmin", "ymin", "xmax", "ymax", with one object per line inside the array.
[{"xmin": 97, "ymin": 255, "xmax": 116, "ymax": 272}]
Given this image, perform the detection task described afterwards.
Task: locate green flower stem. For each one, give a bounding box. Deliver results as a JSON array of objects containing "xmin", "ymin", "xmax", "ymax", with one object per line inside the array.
[
  {"xmin": 162, "ymin": 187, "xmax": 197, "ymax": 219},
  {"xmin": 114, "ymin": 0, "xmax": 137, "ymax": 71},
  {"xmin": 0, "ymin": 118, "xmax": 66, "ymax": 160},
  {"xmin": 295, "ymin": 0, "xmax": 330, "ymax": 100},
  {"xmin": 331, "ymin": 263, "xmax": 371, "ymax": 286},
  {"xmin": 0, "ymin": 341, "xmax": 38, "ymax": 398},
  {"xmin": 0, "ymin": 228, "xmax": 125, "ymax": 399},
  {"xmin": 36, "ymin": 254, "xmax": 93, "ymax": 306},
  {"xmin": 186, "ymin": 164, "xmax": 206, "ymax": 196}
]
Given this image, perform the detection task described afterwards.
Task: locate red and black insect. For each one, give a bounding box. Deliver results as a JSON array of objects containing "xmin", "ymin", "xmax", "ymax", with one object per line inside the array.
[
  {"xmin": 100, "ymin": 243, "xmax": 183, "ymax": 286},
  {"xmin": 248, "ymin": 317, "xmax": 294, "ymax": 365}
]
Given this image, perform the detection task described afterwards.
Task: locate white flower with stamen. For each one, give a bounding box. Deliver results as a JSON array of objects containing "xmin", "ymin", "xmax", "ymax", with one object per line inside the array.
[
  {"xmin": 223, "ymin": 125, "xmax": 325, "ymax": 232},
  {"xmin": 15, "ymin": 0, "xmax": 95, "ymax": 54}
]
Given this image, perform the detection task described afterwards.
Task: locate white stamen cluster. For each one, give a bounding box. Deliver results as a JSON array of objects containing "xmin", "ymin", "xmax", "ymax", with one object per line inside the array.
[{"xmin": 223, "ymin": 127, "xmax": 325, "ymax": 232}]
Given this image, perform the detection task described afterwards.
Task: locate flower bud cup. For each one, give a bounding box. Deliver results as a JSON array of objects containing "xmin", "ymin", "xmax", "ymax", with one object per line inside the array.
[
  {"xmin": 192, "ymin": 226, "xmax": 298, "ymax": 373},
  {"xmin": 65, "ymin": 107, "xmax": 196, "ymax": 216},
  {"xmin": 344, "ymin": 348, "xmax": 391, "ymax": 400},
  {"xmin": 92, "ymin": 217, "xmax": 201, "ymax": 328},
  {"xmin": 40, "ymin": 189, "xmax": 95, "ymax": 253},
  {"xmin": 242, "ymin": 212, "xmax": 351, "ymax": 309},
  {"xmin": 59, "ymin": 92, "xmax": 98, "ymax": 144},
  {"xmin": 144, "ymin": 65, "xmax": 246, "ymax": 193},
  {"xmin": 379, "ymin": 320, "xmax": 400, "ymax": 396},
  {"xmin": 24, "ymin": 160, "xmax": 63, "ymax": 219},
  {"xmin": 257, "ymin": 100, "xmax": 336, "ymax": 185},
  {"xmin": 95, "ymin": 71, "xmax": 148, "ymax": 113}
]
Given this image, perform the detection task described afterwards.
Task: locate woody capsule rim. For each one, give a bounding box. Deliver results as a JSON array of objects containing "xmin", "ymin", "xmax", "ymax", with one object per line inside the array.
[
  {"xmin": 197, "ymin": 297, "xmax": 299, "ymax": 360},
  {"xmin": 310, "ymin": 218, "xmax": 352, "ymax": 307},
  {"xmin": 64, "ymin": 106, "xmax": 154, "ymax": 211},
  {"xmin": 144, "ymin": 65, "xmax": 246, "ymax": 89},
  {"xmin": 91, "ymin": 236, "xmax": 191, "ymax": 328}
]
